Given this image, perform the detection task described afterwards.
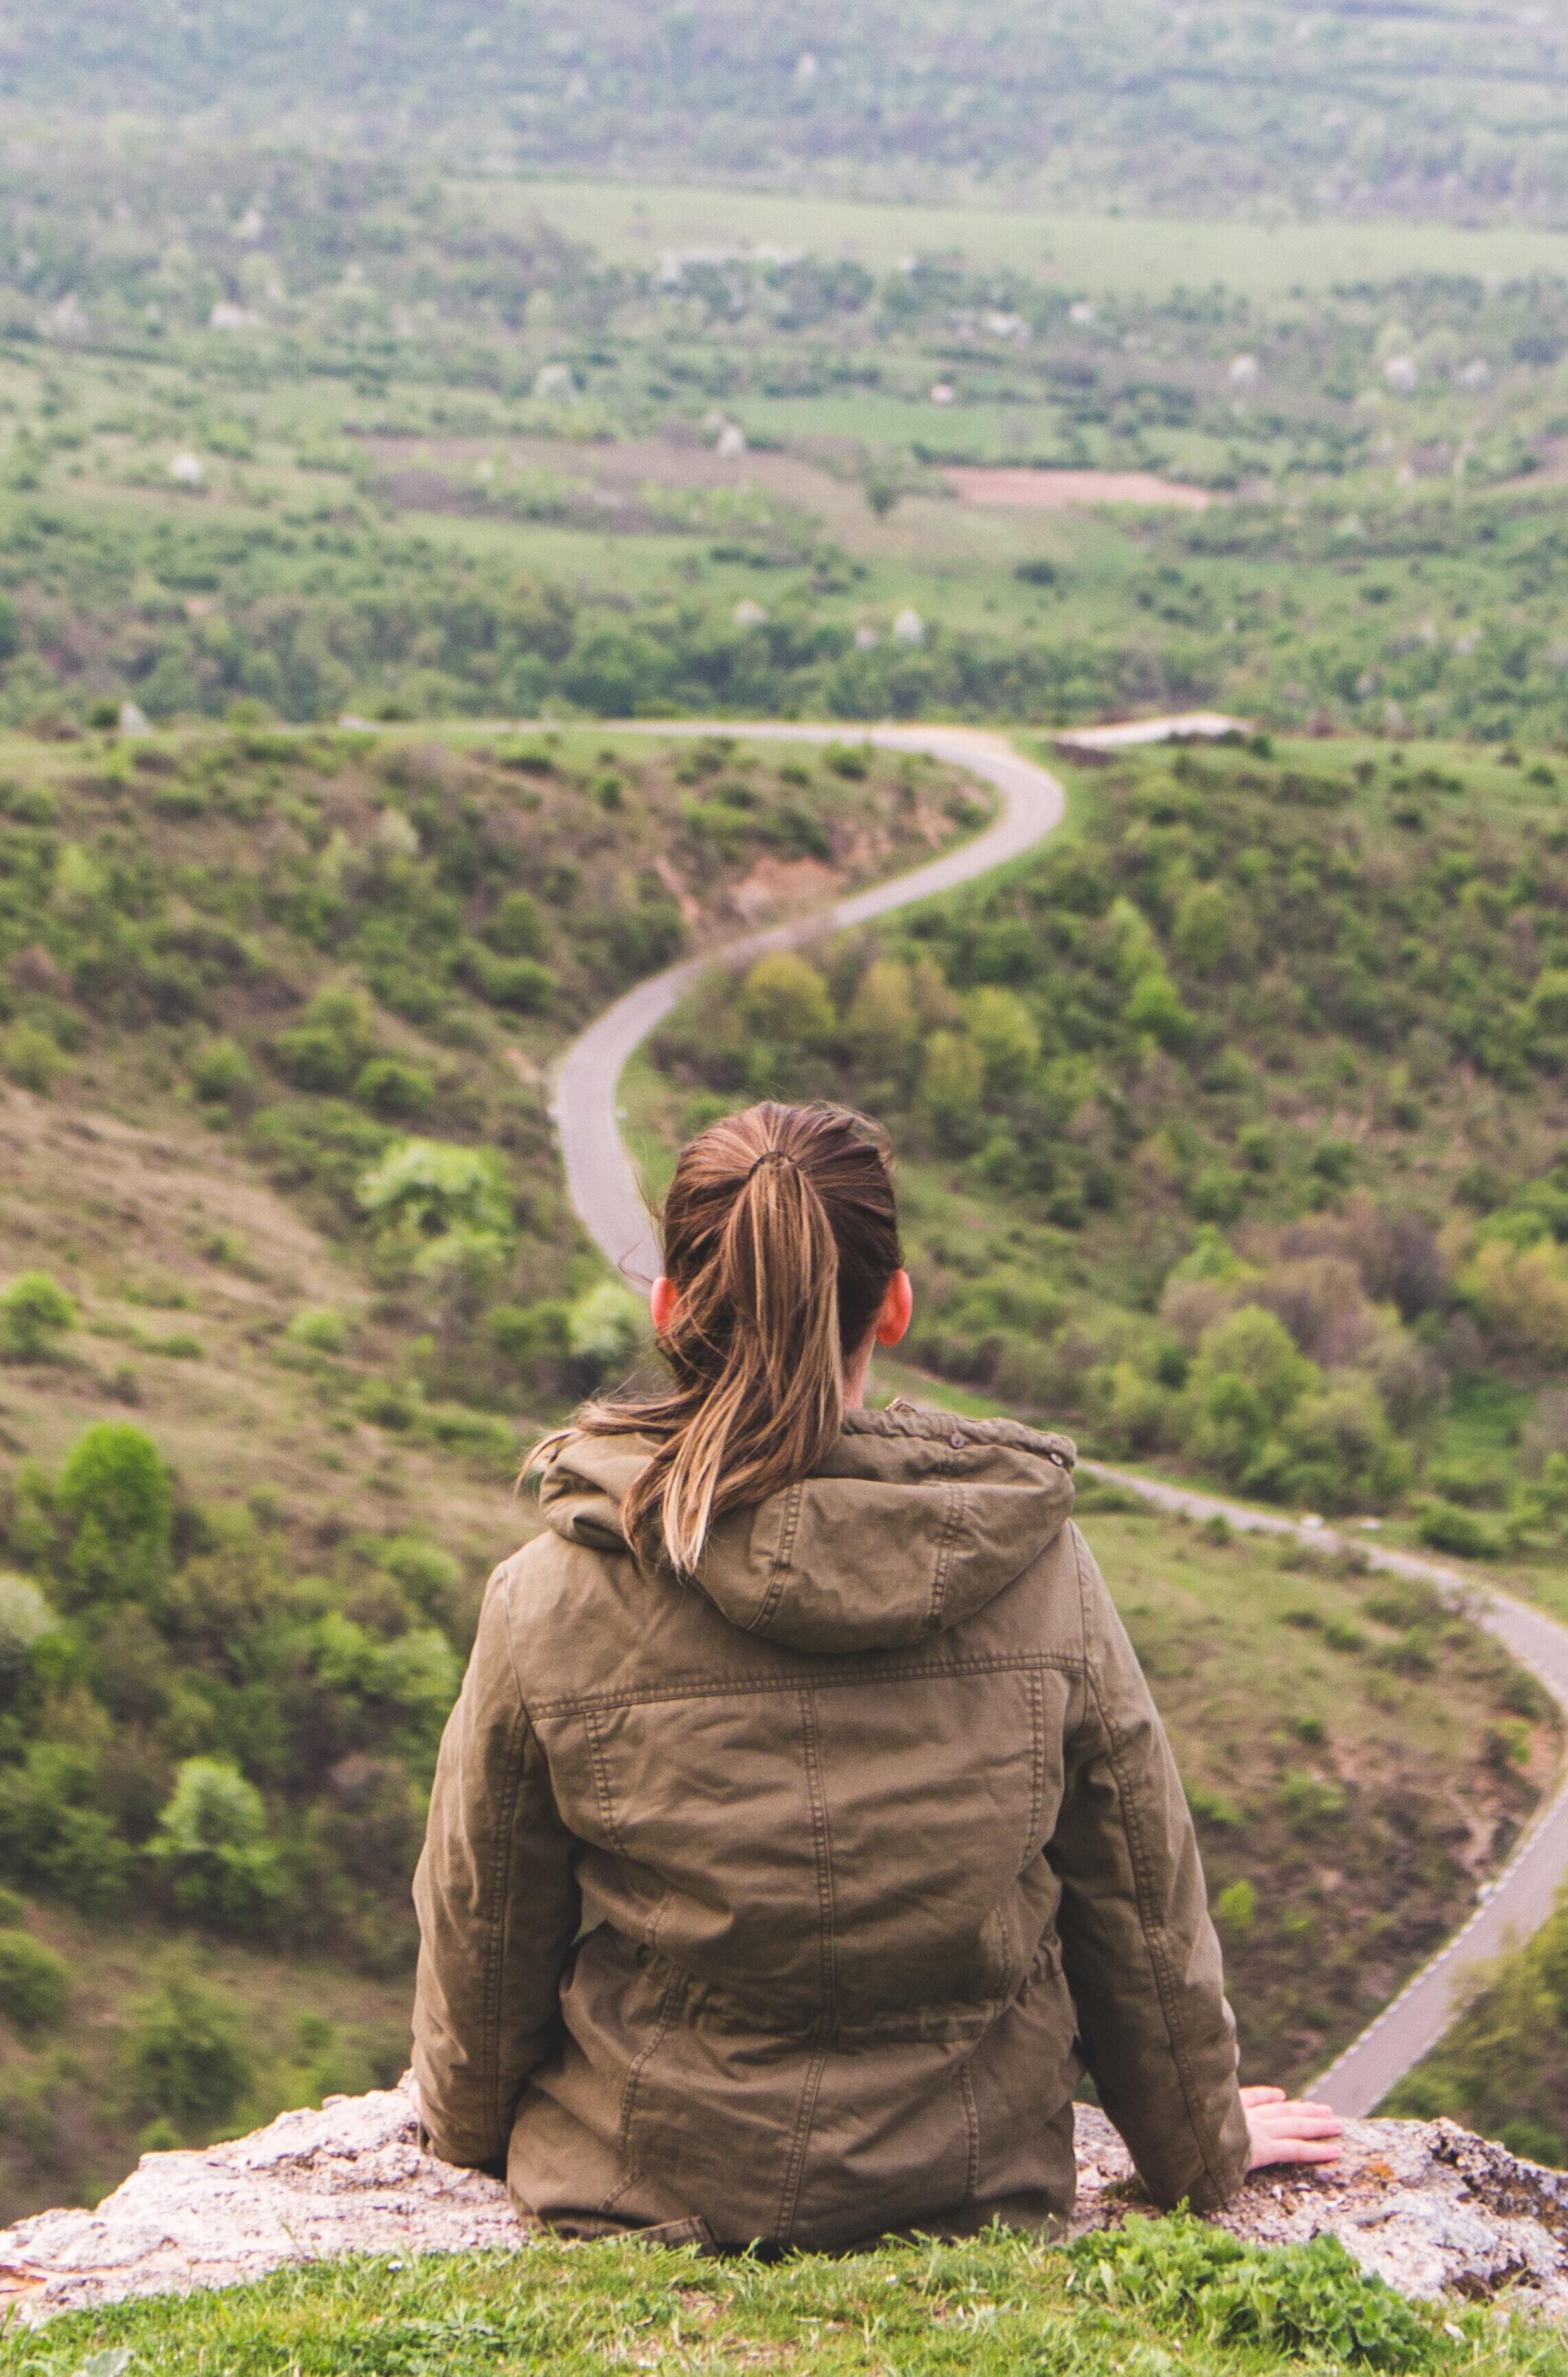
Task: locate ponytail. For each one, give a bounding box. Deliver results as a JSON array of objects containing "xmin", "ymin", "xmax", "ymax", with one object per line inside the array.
[{"xmin": 567, "ymin": 1103, "xmax": 900, "ymax": 1576}]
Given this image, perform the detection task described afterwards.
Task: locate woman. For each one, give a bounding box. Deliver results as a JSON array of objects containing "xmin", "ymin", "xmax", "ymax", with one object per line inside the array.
[{"xmin": 414, "ymin": 1101, "xmax": 1340, "ymax": 2249}]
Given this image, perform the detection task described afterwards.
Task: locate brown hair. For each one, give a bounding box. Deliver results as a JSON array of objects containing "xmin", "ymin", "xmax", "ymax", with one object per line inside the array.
[{"xmin": 576, "ymin": 1101, "xmax": 901, "ymax": 1576}]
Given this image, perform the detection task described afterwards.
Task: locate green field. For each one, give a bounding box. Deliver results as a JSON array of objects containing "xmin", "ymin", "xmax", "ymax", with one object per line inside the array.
[{"xmin": 491, "ymin": 178, "xmax": 1568, "ymax": 299}]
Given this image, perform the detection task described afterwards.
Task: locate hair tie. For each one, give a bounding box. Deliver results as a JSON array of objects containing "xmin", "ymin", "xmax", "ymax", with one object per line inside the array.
[{"xmin": 746, "ymin": 1148, "xmax": 799, "ymax": 1179}]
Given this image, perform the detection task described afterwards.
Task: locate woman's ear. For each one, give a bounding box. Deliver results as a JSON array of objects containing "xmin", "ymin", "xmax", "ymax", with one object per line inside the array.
[
  {"xmin": 874, "ymin": 1268, "xmax": 914, "ymax": 1347},
  {"xmin": 651, "ymin": 1275, "xmax": 680, "ymax": 1335}
]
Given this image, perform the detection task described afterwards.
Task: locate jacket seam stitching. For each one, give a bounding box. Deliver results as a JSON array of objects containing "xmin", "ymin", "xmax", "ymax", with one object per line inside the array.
[
  {"xmin": 774, "ymin": 2037, "xmax": 830, "ymax": 2239},
  {"xmin": 749, "ymin": 1481, "xmax": 805, "ymax": 1634},
  {"xmin": 1025, "ymin": 1668, "xmax": 1046, "ymax": 1863},
  {"xmin": 798, "ymin": 1686, "xmax": 838, "ymax": 2015},
  {"xmin": 927, "ymin": 1479, "xmax": 968, "ymax": 1627},
  {"xmin": 527, "ymin": 1651, "xmax": 1086, "ymax": 1717},
  {"xmin": 582, "ymin": 1705, "xmax": 630, "ymax": 1857},
  {"xmin": 610, "ymin": 1962, "xmax": 683, "ymax": 2183},
  {"xmin": 1085, "ymin": 1653, "xmax": 1227, "ymax": 2204}
]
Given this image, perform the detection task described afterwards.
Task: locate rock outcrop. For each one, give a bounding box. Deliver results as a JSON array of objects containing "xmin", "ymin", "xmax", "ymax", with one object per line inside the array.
[{"xmin": 0, "ymin": 2081, "xmax": 1565, "ymax": 2323}]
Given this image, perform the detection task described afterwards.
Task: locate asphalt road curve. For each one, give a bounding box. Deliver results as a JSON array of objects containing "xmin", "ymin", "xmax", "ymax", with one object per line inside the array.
[
  {"xmin": 1083, "ymin": 1463, "xmax": 1568, "ymax": 2117},
  {"xmin": 549, "ymin": 718, "xmax": 1568, "ymax": 2118},
  {"xmin": 552, "ymin": 723, "xmax": 1065, "ymax": 1287}
]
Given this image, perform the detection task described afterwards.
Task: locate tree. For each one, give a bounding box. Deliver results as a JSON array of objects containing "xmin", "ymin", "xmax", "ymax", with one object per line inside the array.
[
  {"xmin": 739, "ymin": 951, "xmax": 835, "ymax": 1044},
  {"xmin": 149, "ymin": 1758, "xmax": 283, "ymax": 1926},
  {"xmin": 56, "ymin": 1422, "xmax": 171, "ymax": 1609}
]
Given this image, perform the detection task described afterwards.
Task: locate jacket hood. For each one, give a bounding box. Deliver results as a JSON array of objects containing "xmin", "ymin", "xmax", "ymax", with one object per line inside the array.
[{"xmin": 533, "ymin": 1404, "xmax": 1076, "ymax": 1653}]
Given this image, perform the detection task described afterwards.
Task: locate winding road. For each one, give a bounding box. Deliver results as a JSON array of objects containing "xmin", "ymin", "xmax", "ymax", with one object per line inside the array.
[{"xmin": 547, "ymin": 719, "xmax": 1568, "ymax": 2117}]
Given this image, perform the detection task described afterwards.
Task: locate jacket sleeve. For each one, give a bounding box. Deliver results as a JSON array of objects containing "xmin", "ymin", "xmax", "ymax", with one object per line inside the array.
[
  {"xmin": 413, "ymin": 1558, "xmax": 580, "ymax": 2170},
  {"xmin": 1046, "ymin": 1523, "xmax": 1250, "ymax": 2212}
]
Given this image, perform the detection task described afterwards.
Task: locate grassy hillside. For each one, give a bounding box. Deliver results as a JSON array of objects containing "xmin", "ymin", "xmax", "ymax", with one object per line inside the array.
[
  {"xmin": 0, "ymin": 717, "xmax": 971, "ymax": 2219},
  {"xmin": 644, "ymin": 731, "xmax": 1568, "ymax": 1556},
  {"xmin": 0, "ymin": 2217, "xmax": 1557, "ymax": 2376}
]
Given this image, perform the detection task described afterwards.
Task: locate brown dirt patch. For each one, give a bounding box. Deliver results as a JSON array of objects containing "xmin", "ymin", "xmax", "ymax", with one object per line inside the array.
[{"xmin": 944, "ymin": 465, "xmax": 1212, "ymax": 510}]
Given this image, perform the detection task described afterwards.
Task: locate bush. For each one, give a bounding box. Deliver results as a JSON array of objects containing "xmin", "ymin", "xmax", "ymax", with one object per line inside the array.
[
  {"xmin": 0, "ymin": 1270, "xmax": 75, "ymax": 1360},
  {"xmin": 149, "ymin": 1757, "xmax": 283, "ymax": 1926},
  {"xmin": 57, "ymin": 1421, "xmax": 172, "ymax": 1608},
  {"xmin": 0, "ymin": 1928, "xmax": 69, "ymax": 2030},
  {"xmin": 1416, "ymin": 1499, "xmax": 1503, "ymax": 1559},
  {"xmin": 353, "ymin": 1056, "xmax": 433, "ymax": 1117},
  {"xmin": 126, "ymin": 1975, "xmax": 252, "ymax": 2136},
  {"xmin": 189, "ymin": 1036, "xmax": 255, "ymax": 1103},
  {"xmin": 464, "ymin": 947, "xmax": 557, "ymax": 1012},
  {"xmin": 285, "ymin": 1306, "xmax": 349, "ymax": 1354},
  {"xmin": 483, "ymin": 889, "xmax": 546, "ymax": 957},
  {"xmin": 272, "ymin": 986, "xmax": 375, "ymax": 1093},
  {"xmin": 2, "ymin": 1023, "xmax": 63, "ymax": 1094},
  {"xmin": 1214, "ymin": 1877, "xmax": 1256, "ymax": 1933}
]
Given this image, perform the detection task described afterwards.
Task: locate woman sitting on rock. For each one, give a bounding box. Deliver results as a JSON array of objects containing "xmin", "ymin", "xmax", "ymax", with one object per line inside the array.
[{"xmin": 413, "ymin": 1100, "xmax": 1341, "ymax": 2249}]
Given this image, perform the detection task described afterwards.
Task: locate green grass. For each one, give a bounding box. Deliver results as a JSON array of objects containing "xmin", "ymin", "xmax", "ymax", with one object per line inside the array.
[
  {"xmin": 0, "ymin": 2214, "xmax": 1554, "ymax": 2375},
  {"xmin": 481, "ymin": 177, "xmax": 1568, "ymax": 298}
]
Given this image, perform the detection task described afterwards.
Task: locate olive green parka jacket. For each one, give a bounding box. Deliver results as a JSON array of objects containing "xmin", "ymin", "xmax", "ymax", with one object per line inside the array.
[{"xmin": 412, "ymin": 1407, "xmax": 1250, "ymax": 2249}]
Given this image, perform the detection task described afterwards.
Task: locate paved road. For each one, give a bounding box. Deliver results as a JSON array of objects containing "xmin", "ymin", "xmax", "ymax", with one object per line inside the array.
[
  {"xmin": 552, "ymin": 723, "xmax": 1065, "ymax": 1286},
  {"xmin": 1081, "ymin": 1463, "xmax": 1568, "ymax": 2115},
  {"xmin": 547, "ymin": 717, "xmax": 1568, "ymax": 2118}
]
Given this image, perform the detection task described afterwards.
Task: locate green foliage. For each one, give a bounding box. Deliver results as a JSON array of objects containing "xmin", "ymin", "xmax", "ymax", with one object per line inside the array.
[
  {"xmin": 284, "ymin": 1307, "xmax": 349, "ymax": 1354},
  {"xmin": 0, "ymin": 1929, "xmax": 69, "ymax": 2032},
  {"xmin": 1068, "ymin": 2215, "xmax": 1439, "ymax": 2369},
  {"xmin": 483, "ymin": 891, "xmax": 546, "ymax": 958},
  {"xmin": 149, "ymin": 1759, "xmax": 283, "ymax": 1926},
  {"xmin": 272, "ymin": 988, "xmax": 375, "ymax": 1096},
  {"xmin": 125, "ymin": 1975, "xmax": 252, "ymax": 2137},
  {"xmin": 0, "ymin": 1272, "xmax": 75, "ymax": 1362},
  {"xmin": 355, "ymin": 1138, "xmax": 514, "ymax": 1275},
  {"xmin": 1214, "ymin": 1877, "xmax": 1256, "ymax": 1933},
  {"xmin": 739, "ymin": 951, "xmax": 836, "ymax": 1043},
  {"xmin": 56, "ymin": 1424, "xmax": 171, "ymax": 1610},
  {"xmin": 188, "ymin": 1038, "xmax": 254, "ymax": 1105}
]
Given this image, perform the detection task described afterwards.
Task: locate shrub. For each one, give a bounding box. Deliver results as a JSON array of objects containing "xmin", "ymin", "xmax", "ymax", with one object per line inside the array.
[
  {"xmin": 0, "ymin": 1743, "xmax": 133, "ymax": 1913},
  {"xmin": 189, "ymin": 1036, "xmax": 254, "ymax": 1103},
  {"xmin": 353, "ymin": 1057, "xmax": 433, "ymax": 1117},
  {"xmin": 149, "ymin": 1757, "xmax": 283, "ymax": 1926},
  {"xmin": 285, "ymin": 1306, "xmax": 349, "ymax": 1354},
  {"xmin": 356, "ymin": 1138, "xmax": 514, "ymax": 1274},
  {"xmin": 1417, "ymin": 1499, "xmax": 1503, "ymax": 1559},
  {"xmin": 57, "ymin": 1421, "xmax": 172, "ymax": 1608},
  {"xmin": 0, "ymin": 1270, "xmax": 76, "ymax": 1360},
  {"xmin": 272, "ymin": 986, "xmax": 377, "ymax": 1094},
  {"xmin": 483, "ymin": 889, "xmax": 546, "ymax": 957},
  {"xmin": 0, "ymin": 1928, "xmax": 68, "ymax": 2030},
  {"xmin": 464, "ymin": 947, "xmax": 558, "ymax": 1012},
  {"xmin": 488, "ymin": 1297, "xmax": 571, "ymax": 1377},
  {"xmin": 2, "ymin": 1023, "xmax": 63, "ymax": 1094},
  {"xmin": 1461, "ymin": 1235, "xmax": 1568, "ymax": 1360},
  {"xmin": 1214, "ymin": 1878, "xmax": 1256, "ymax": 1933},
  {"xmin": 126, "ymin": 1975, "xmax": 252, "ymax": 2136}
]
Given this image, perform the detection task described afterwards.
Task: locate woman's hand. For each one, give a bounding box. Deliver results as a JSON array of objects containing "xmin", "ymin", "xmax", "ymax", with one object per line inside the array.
[{"xmin": 1241, "ymin": 2083, "xmax": 1344, "ymax": 2171}]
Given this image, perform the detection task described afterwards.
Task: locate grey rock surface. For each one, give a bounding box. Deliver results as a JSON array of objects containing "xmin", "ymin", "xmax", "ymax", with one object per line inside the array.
[
  {"xmin": 1076, "ymin": 2106, "xmax": 1568, "ymax": 2312},
  {"xmin": 3, "ymin": 2083, "xmax": 1568, "ymax": 2322}
]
